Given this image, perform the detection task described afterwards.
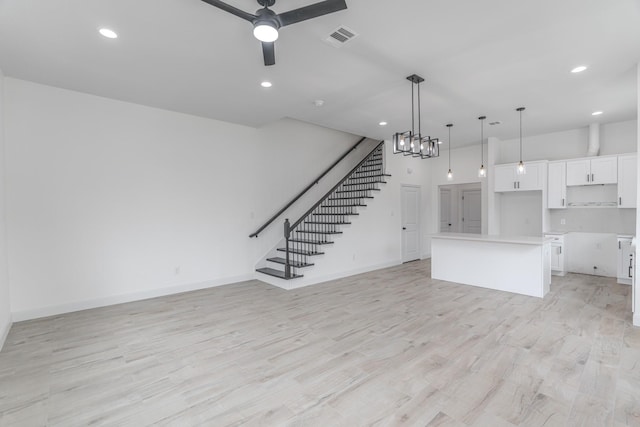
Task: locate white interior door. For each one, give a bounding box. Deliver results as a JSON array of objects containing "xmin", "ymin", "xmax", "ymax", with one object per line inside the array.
[
  {"xmin": 462, "ymin": 189, "xmax": 481, "ymax": 234},
  {"xmin": 402, "ymin": 185, "xmax": 420, "ymax": 263},
  {"xmin": 440, "ymin": 188, "xmax": 452, "ymax": 232}
]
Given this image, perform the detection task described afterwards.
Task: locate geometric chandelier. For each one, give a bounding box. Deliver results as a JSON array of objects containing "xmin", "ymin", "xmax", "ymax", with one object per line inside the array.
[{"xmin": 392, "ymin": 74, "xmax": 439, "ymax": 159}]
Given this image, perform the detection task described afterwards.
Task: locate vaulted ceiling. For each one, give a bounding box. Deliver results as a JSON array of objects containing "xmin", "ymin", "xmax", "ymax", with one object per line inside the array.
[{"xmin": 1, "ymin": 0, "xmax": 639, "ymax": 146}]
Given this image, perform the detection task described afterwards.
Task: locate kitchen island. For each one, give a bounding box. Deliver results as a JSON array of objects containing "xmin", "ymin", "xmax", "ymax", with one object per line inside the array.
[{"xmin": 431, "ymin": 233, "xmax": 552, "ymax": 298}]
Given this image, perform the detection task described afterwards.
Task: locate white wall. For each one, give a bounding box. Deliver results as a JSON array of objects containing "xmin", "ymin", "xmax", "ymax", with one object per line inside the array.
[
  {"xmin": 0, "ymin": 69, "xmax": 11, "ymax": 349},
  {"xmin": 4, "ymin": 78, "xmax": 380, "ymax": 320},
  {"xmin": 636, "ymin": 63, "xmax": 640, "ymax": 327},
  {"xmin": 498, "ymin": 120, "xmax": 637, "ymax": 163},
  {"xmin": 427, "ymin": 143, "xmax": 488, "ymax": 253}
]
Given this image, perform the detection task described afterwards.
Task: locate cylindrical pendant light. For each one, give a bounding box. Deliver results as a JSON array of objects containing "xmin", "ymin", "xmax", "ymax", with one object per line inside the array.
[
  {"xmin": 446, "ymin": 124, "xmax": 453, "ymax": 181},
  {"xmin": 478, "ymin": 116, "xmax": 486, "ymax": 178},
  {"xmin": 516, "ymin": 107, "xmax": 526, "ymax": 175}
]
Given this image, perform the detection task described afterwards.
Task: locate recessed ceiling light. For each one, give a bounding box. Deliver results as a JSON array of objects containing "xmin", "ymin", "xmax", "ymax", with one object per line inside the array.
[
  {"xmin": 379, "ymin": 121, "xmax": 388, "ymax": 126},
  {"xmin": 98, "ymin": 28, "xmax": 118, "ymax": 39},
  {"xmin": 260, "ymin": 81, "xmax": 272, "ymax": 88},
  {"xmin": 571, "ymin": 65, "xmax": 587, "ymax": 73},
  {"xmin": 592, "ymin": 111, "xmax": 603, "ymax": 116}
]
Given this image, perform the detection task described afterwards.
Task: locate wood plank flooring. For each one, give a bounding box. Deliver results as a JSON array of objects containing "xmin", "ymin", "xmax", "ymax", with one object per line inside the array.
[{"xmin": 1, "ymin": 259, "xmax": 640, "ymax": 426}]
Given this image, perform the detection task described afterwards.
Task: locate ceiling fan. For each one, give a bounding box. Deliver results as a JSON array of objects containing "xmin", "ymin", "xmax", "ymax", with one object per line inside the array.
[{"xmin": 200, "ymin": 0, "xmax": 348, "ymax": 66}]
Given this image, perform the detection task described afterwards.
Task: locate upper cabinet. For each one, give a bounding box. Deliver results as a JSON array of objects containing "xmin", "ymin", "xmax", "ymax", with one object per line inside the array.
[
  {"xmin": 494, "ymin": 161, "xmax": 545, "ymax": 192},
  {"xmin": 618, "ymin": 154, "xmax": 637, "ymax": 208},
  {"xmin": 548, "ymin": 161, "xmax": 567, "ymax": 209},
  {"xmin": 566, "ymin": 156, "xmax": 617, "ymax": 186}
]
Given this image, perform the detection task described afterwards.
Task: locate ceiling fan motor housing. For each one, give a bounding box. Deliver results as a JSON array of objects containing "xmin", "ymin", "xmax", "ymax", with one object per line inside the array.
[{"xmin": 257, "ymin": 0, "xmax": 276, "ymax": 7}]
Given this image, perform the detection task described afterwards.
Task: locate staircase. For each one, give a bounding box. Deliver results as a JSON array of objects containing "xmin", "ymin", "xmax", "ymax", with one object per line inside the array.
[{"xmin": 257, "ymin": 141, "xmax": 389, "ymax": 280}]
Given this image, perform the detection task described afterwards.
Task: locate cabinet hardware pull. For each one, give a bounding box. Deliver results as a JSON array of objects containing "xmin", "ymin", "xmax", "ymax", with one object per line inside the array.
[
  {"xmin": 518, "ymin": 182, "xmax": 520, "ymax": 189},
  {"xmin": 513, "ymin": 182, "xmax": 516, "ymax": 189},
  {"xmin": 587, "ymin": 174, "xmax": 590, "ymax": 182},
  {"xmin": 559, "ymin": 247, "xmax": 562, "ymax": 254},
  {"xmin": 592, "ymin": 173, "xmax": 594, "ymax": 182},
  {"xmin": 619, "ymin": 197, "xmax": 622, "ymax": 205},
  {"xmin": 562, "ymin": 198, "xmax": 565, "ymax": 206},
  {"xmin": 619, "ymin": 241, "xmax": 622, "ymax": 249},
  {"xmin": 629, "ymin": 264, "xmax": 633, "ymax": 278}
]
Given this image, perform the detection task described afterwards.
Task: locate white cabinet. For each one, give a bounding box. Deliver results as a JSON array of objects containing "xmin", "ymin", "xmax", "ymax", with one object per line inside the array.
[
  {"xmin": 548, "ymin": 161, "xmax": 567, "ymax": 209},
  {"xmin": 494, "ymin": 162, "xmax": 544, "ymax": 192},
  {"xmin": 566, "ymin": 156, "xmax": 617, "ymax": 186},
  {"xmin": 618, "ymin": 236, "xmax": 634, "ymax": 285},
  {"xmin": 545, "ymin": 233, "xmax": 566, "ymax": 276},
  {"xmin": 618, "ymin": 154, "xmax": 637, "ymax": 208}
]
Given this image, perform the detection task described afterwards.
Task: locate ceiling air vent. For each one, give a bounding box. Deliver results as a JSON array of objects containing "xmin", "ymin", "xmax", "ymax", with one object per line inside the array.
[{"xmin": 325, "ymin": 26, "xmax": 358, "ymax": 48}]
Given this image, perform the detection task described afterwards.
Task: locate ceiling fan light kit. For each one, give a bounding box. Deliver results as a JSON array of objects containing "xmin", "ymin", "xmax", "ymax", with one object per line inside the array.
[{"xmin": 201, "ymin": 0, "xmax": 347, "ymax": 66}]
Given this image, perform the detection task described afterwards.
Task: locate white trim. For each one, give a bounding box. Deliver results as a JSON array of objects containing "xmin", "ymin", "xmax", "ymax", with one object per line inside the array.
[
  {"xmin": 634, "ymin": 313, "xmax": 640, "ymax": 327},
  {"xmin": 11, "ymin": 274, "xmax": 254, "ymax": 322},
  {"xmin": 0, "ymin": 312, "xmax": 11, "ymax": 351},
  {"xmin": 256, "ymin": 259, "xmax": 402, "ymax": 290}
]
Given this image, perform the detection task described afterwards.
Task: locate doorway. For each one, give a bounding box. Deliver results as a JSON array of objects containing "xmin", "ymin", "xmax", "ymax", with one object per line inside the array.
[
  {"xmin": 439, "ymin": 183, "xmax": 482, "ymax": 234},
  {"xmin": 401, "ymin": 185, "xmax": 421, "ymax": 263}
]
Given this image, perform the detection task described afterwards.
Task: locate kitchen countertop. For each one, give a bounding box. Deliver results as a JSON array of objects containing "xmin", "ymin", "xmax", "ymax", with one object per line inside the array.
[{"xmin": 431, "ymin": 233, "xmax": 552, "ymax": 246}]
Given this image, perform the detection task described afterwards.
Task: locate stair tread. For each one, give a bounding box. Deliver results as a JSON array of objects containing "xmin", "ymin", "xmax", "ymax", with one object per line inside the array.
[
  {"xmin": 304, "ymin": 221, "xmax": 351, "ymax": 224},
  {"xmin": 349, "ymin": 174, "xmax": 387, "ymax": 179},
  {"xmin": 277, "ymin": 248, "xmax": 325, "ymax": 255},
  {"xmin": 321, "ymin": 204, "xmax": 366, "ymax": 208},
  {"xmin": 256, "ymin": 267, "xmax": 303, "ymax": 280},
  {"xmin": 336, "ymin": 189, "xmax": 379, "ymax": 193},
  {"xmin": 312, "ymin": 212, "xmax": 360, "ymax": 216},
  {"xmin": 343, "ymin": 181, "xmax": 386, "ymax": 187},
  {"xmin": 329, "ymin": 197, "xmax": 374, "ymax": 200},
  {"xmin": 296, "ymin": 230, "xmax": 342, "ymax": 234},
  {"xmin": 266, "ymin": 257, "xmax": 314, "ymax": 268},
  {"xmin": 289, "ymin": 238, "xmax": 334, "ymax": 245}
]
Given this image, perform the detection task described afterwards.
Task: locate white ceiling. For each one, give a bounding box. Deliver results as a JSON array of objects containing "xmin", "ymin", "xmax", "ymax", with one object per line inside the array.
[{"xmin": 1, "ymin": 0, "xmax": 639, "ymax": 147}]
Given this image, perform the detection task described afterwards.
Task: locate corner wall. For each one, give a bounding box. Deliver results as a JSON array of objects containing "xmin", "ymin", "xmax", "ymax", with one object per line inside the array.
[
  {"xmin": 0, "ymin": 69, "xmax": 11, "ymax": 349},
  {"xmin": 636, "ymin": 63, "xmax": 640, "ymax": 327}
]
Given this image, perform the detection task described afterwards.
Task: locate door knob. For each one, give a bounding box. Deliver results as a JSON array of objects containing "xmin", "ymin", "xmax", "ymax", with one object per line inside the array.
[{"xmin": 402, "ymin": 227, "xmax": 406, "ymax": 230}]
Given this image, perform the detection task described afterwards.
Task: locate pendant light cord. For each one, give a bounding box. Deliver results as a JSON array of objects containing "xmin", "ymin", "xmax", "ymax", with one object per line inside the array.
[
  {"xmin": 519, "ymin": 108, "xmax": 523, "ymax": 162},
  {"xmin": 448, "ymin": 125, "xmax": 452, "ymax": 169},
  {"xmin": 480, "ymin": 117, "xmax": 484, "ymax": 165},
  {"xmin": 417, "ymin": 81, "xmax": 422, "ymax": 138},
  {"xmin": 411, "ymin": 81, "xmax": 415, "ymax": 136}
]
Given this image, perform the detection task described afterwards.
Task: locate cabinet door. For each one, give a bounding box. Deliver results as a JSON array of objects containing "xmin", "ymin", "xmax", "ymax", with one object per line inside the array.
[
  {"xmin": 550, "ymin": 243, "xmax": 561, "ymax": 270},
  {"xmin": 494, "ymin": 164, "xmax": 517, "ymax": 192},
  {"xmin": 618, "ymin": 238, "xmax": 633, "ymax": 280},
  {"xmin": 618, "ymin": 154, "xmax": 637, "ymax": 208},
  {"xmin": 548, "ymin": 162, "xmax": 567, "ymax": 208},
  {"xmin": 591, "ymin": 156, "xmax": 617, "ymax": 184},
  {"xmin": 566, "ymin": 159, "xmax": 590, "ymax": 186},
  {"xmin": 517, "ymin": 162, "xmax": 543, "ymax": 190}
]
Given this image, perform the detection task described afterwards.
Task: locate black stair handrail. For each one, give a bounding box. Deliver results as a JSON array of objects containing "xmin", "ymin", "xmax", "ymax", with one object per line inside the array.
[
  {"xmin": 249, "ymin": 136, "xmax": 367, "ymax": 238},
  {"xmin": 290, "ymin": 140, "xmax": 385, "ymax": 231}
]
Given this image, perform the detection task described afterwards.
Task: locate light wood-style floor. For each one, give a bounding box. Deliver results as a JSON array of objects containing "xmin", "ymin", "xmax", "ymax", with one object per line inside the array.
[{"xmin": 1, "ymin": 260, "xmax": 639, "ymax": 426}]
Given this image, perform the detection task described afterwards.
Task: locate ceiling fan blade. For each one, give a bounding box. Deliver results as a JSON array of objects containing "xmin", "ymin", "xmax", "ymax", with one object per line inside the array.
[
  {"xmin": 277, "ymin": 0, "xmax": 347, "ymax": 27},
  {"xmin": 262, "ymin": 42, "xmax": 276, "ymax": 66},
  {"xmin": 200, "ymin": 0, "xmax": 255, "ymax": 22}
]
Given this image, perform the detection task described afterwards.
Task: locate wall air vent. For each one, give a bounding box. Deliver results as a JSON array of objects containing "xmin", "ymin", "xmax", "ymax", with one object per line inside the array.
[{"xmin": 324, "ymin": 26, "xmax": 358, "ymax": 48}]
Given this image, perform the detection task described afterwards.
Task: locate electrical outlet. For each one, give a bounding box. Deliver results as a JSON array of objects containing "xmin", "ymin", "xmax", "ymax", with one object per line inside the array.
[
  {"xmin": 175, "ymin": 266, "xmax": 181, "ymax": 275},
  {"xmin": 560, "ymin": 218, "xmax": 566, "ymax": 225}
]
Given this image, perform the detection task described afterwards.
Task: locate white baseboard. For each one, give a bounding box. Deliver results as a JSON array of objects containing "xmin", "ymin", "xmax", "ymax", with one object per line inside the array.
[
  {"xmin": 257, "ymin": 259, "xmax": 403, "ymax": 290},
  {"xmin": 11, "ymin": 274, "xmax": 254, "ymax": 322},
  {"xmin": 634, "ymin": 313, "xmax": 640, "ymax": 327},
  {"xmin": 0, "ymin": 312, "xmax": 12, "ymax": 351}
]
